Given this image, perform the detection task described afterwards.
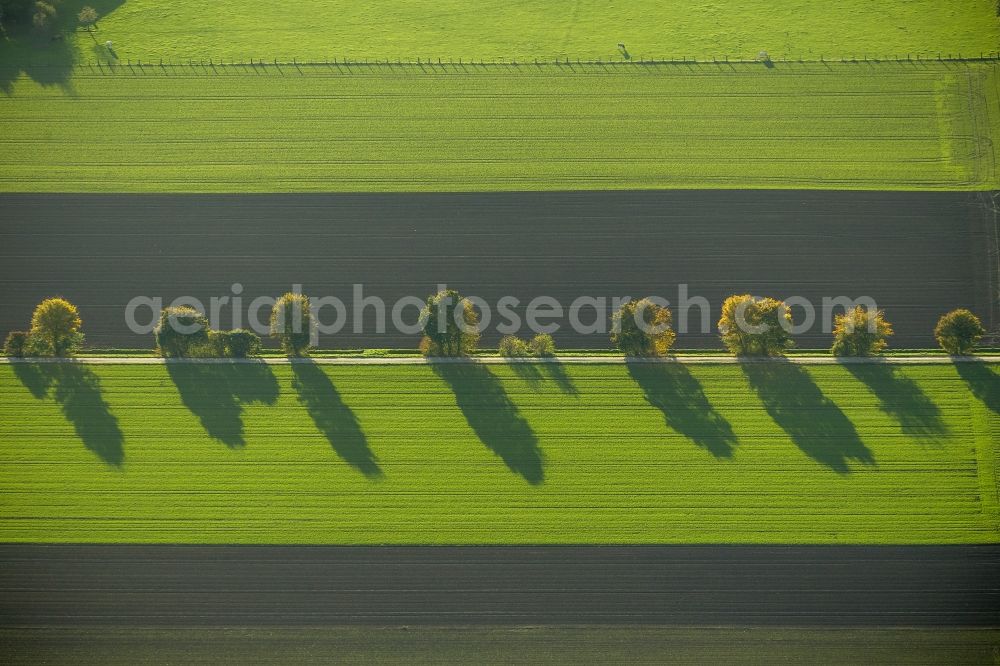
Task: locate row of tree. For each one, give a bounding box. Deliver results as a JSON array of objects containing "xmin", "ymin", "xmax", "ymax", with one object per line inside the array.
[
  {"xmin": 1, "ymin": 292, "xmax": 990, "ymax": 358},
  {"xmin": 617, "ymin": 295, "xmax": 984, "ymax": 357},
  {"xmin": 418, "ymin": 291, "xmax": 987, "ymax": 359}
]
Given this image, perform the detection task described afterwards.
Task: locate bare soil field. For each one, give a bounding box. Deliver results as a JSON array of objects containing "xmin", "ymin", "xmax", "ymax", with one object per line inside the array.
[
  {"xmin": 2, "ymin": 544, "xmax": 998, "ymax": 626},
  {"xmin": 0, "ymin": 190, "xmax": 996, "ymax": 349}
]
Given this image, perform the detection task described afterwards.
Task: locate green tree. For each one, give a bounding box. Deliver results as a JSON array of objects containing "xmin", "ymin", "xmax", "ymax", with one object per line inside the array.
[
  {"xmin": 77, "ymin": 5, "xmax": 97, "ymax": 30},
  {"xmin": 831, "ymin": 306, "xmax": 893, "ymax": 356},
  {"xmin": 611, "ymin": 298, "xmax": 676, "ymax": 357},
  {"xmin": 28, "ymin": 297, "xmax": 83, "ymax": 356},
  {"xmin": 31, "ymin": 0, "xmax": 56, "ymax": 31},
  {"xmin": 154, "ymin": 306, "xmax": 210, "ymax": 358},
  {"xmin": 419, "ymin": 289, "xmax": 480, "ymax": 356},
  {"xmin": 934, "ymin": 308, "xmax": 985, "ymax": 355},
  {"xmin": 718, "ymin": 294, "xmax": 793, "ymax": 356},
  {"xmin": 270, "ymin": 292, "xmax": 313, "ymax": 356}
]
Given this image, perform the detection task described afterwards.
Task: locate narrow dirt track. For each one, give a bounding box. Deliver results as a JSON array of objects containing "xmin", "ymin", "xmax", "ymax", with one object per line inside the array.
[
  {"xmin": 1, "ymin": 545, "xmax": 998, "ymax": 626},
  {"xmin": 0, "ymin": 191, "xmax": 995, "ymax": 349}
]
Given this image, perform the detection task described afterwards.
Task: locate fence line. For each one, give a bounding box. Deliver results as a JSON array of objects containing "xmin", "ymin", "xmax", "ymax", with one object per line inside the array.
[{"xmin": 21, "ymin": 51, "xmax": 1000, "ymax": 72}]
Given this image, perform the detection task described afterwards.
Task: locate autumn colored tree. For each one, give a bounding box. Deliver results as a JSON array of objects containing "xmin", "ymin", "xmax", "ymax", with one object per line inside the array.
[
  {"xmin": 611, "ymin": 298, "xmax": 676, "ymax": 357},
  {"xmin": 718, "ymin": 294, "xmax": 793, "ymax": 356},
  {"xmin": 831, "ymin": 306, "xmax": 893, "ymax": 356},
  {"xmin": 28, "ymin": 297, "xmax": 83, "ymax": 356}
]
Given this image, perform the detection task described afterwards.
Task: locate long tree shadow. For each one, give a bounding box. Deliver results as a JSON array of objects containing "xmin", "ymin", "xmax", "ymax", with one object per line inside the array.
[
  {"xmin": 627, "ymin": 362, "xmax": 737, "ymax": 458},
  {"xmin": 845, "ymin": 364, "xmax": 947, "ymax": 437},
  {"xmin": 434, "ymin": 363, "xmax": 543, "ymax": 484},
  {"xmin": 509, "ymin": 361, "xmax": 543, "ymax": 390},
  {"xmin": 743, "ymin": 362, "xmax": 874, "ymax": 474},
  {"xmin": 291, "ymin": 361, "xmax": 381, "ymax": 478},
  {"xmin": 509, "ymin": 361, "xmax": 578, "ymax": 395},
  {"xmin": 11, "ymin": 361, "xmax": 53, "ymax": 399},
  {"xmin": 955, "ymin": 362, "xmax": 1000, "ymax": 414},
  {"xmin": 543, "ymin": 360, "xmax": 578, "ymax": 395},
  {"xmin": 166, "ymin": 362, "xmax": 279, "ymax": 448},
  {"xmin": 12, "ymin": 362, "xmax": 123, "ymax": 466}
]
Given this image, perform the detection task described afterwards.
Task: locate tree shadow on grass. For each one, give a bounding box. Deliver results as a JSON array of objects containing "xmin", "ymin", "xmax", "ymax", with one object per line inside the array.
[
  {"xmin": 543, "ymin": 360, "xmax": 578, "ymax": 395},
  {"xmin": 955, "ymin": 362, "xmax": 1000, "ymax": 414},
  {"xmin": 291, "ymin": 360, "xmax": 381, "ymax": 478},
  {"xmin": 166, "ymin": 362, "xmax": 279, "ymax": 448},
  {"xmin": 509, "ymin": 361, "xmax": 543, "ymax": 390},
  {"xmin": 12, "ymin": 362, "xmax": 123, "ymax": 466},
  {"xmin": 844, "ymin": 364, "xmax": 946, "ymax": 437},
  {"xmin": 627, "ymin": 361, "xmax": 737, "ymax": 458},
  {"xmin": 11, "ymin": 361, "xmax": 53, "ymax": 399},
  {"xmin": 508, "ymin": 361, "xmax": 578, "ymax": 395},
  {"xmin": 742, "ymin": 362, "xmax": 874, "ymax": 474},
  {"xmin": 434, "ymin": 363, "xmax": 543, "ymax": 485}
]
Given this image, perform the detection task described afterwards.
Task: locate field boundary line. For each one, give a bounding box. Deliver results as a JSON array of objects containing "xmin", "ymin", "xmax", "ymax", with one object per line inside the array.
[{"xmin": 2, "ymin": 356, "xmax": 999, "ymax": 366}]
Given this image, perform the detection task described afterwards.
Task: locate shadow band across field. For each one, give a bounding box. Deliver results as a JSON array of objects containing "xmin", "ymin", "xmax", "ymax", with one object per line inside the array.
[
  {"xmin": 2, "ymin": 544, "xmax": 998, "ymax": 626},
  {"xmin": 434, "ymin": 363, "xmax": 543, "ymax": 484},
  {"xmin": 844, "ymin": 364, "xmax": 947, "ymax": 436},
  {"xmin": 742, "ymin": 362, "xmax": 874, "ymax": 473},
  {"xmin": 508, "ymin": 360, "xmax": 579, "ymax": 395},
  {"xmin": 290, "ymin": 360, "xmax": 381, "ymax": 478},
  {"xmin": 956, "ymin": 361, "xmax": 1000, "ymax": 414},
  {"xmin": 627, "ymin": 361, "xmax": 737, "ymax": 458},
  {"xmin": 166, "ymin": 361, "xmax": 279, "ymax": 448},
  {"xmin": 12, "ymin": 362, "xmax": 123, "ymax": 466}
]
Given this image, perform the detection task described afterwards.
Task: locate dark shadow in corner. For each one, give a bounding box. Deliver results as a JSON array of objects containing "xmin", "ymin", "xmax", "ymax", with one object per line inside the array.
[
  {"xmin": 627, "ymin": 361, "xmax": 737, "ymax": 458},
  {"xmin": 12, "ymin": 362, "xmax": 123, "ymax": 466},
  {"xmin": 0, "ymin": 0, "xmax": 126, "ymax": 93},
  {"xmin": 845, "ymin": 364, "xmax": 947, "ymax": 436},
  {"xmin": 434, "ymin": 363, "xmax": 543, "ymax": 484},
  {"xmin": 290, "ymin": 360, "xmax": 381, "ymax": 478},
  {"xmin": 956, "ymin": 361, "xmax": 1000, "ymax": 414},
  {"xmin": 166, "ymin": 361, "xmax": 279, "ymax": 448},
  {"xmin": 742, "ymin": 362, "xmax": 874, "ymax": 474}
]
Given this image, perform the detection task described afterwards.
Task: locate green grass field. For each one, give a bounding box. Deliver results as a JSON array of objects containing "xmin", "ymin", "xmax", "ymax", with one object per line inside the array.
[
  {"xmin": 1, "ymin": 62, "xmax": 997, "ymax": 192},
  {"xmin": 1, "ymin": 362, "xmax": 997, "ymax": 544},
  {"xmin": 4, "ymin": 0, "xmax": 999, "ymax": 68}
]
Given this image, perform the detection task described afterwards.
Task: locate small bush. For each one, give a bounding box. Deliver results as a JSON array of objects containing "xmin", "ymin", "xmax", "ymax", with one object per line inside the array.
[
  {"xmin": 3, "ymin": 331, "xmax": 28, "ymax": 357},
  {"xmin": 529, "ymin": 333, "xmax": 556, "ymax": 357},
  {"xmin": 154, "ymin": 306, "xmax": 209, "ymax": 358},
  {"xmin": 270, "ymin": 293, "xmax": 312, "ymax": 357},
  {"xmin": 218, "ymin": 329, "xmax": 262, "ymax": 358},
  {"xmin": 718, "ymin": 294, "xmax": 793, "ymax": 356},
  {"xmin": 611, "ymin": 298, "xmax": 676, "ymax": 357},
  {"xmin": 29, "ymin": 297, "xmax": 84, "ymax": 357},
  {"xmin": 934, "ymin": 309, "xmax": 985, "ymax": 355},
  {"xmin": 499, "ymin": 335, "xmax": 532, "ymax": 357},
  {"xmin": 830, "ymin": 306, "xmax": 893, "ymax": 356}
]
